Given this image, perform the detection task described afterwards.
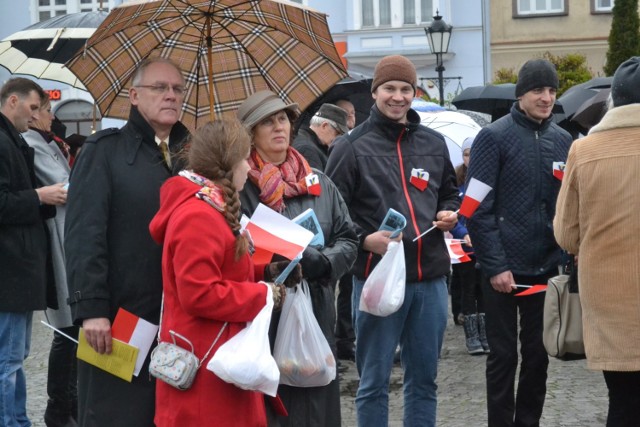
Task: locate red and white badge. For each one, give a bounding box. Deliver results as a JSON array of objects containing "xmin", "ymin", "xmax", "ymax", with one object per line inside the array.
[
  {"xmin": 553, "ymin": 162, "xmax": 566, "ymax": 181},
  {"xmin": 305, "ymin": 173, "xmax": 322, "ymax": 196},
  {"xmin": 410, "ymin": 168, "xmax": 429, "ymax": 191}
]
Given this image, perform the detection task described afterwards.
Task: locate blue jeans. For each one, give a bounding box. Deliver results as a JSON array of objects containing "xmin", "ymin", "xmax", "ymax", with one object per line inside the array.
[
  {"xmin": 352, "ymin": 276, "xmax": 448, "ymax": 427},
  {"xmin": 0, "ymin": 311, "xmax": 33, "ymax": 427}
]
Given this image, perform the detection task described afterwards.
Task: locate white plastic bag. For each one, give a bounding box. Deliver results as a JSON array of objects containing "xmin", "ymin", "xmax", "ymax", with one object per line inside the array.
[
  {"xmin": 273, "ymin": 280, "xmax": 336, "ymax": 387},
  {"xmin": 206, "ymin": 283, "xmax": 280, "ymax": 396},
  {"xmin": 359, "ymin": 240, "xmax": 406, "ymax": 317}
]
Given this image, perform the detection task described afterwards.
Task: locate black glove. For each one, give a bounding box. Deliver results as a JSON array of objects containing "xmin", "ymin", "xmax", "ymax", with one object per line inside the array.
[
  {"xmin": 299, "ymin": 246, "xmax": 331, "ymax": 281},
  {"xmin": 264, "ymin": 261, "xmax": 302, "ymax": 288}
]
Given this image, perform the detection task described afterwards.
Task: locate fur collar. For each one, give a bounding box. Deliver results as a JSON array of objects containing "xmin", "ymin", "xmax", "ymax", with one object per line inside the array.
[{"xmin": 589, "ymin": 104, "xmax": 640, "ymax": 135}]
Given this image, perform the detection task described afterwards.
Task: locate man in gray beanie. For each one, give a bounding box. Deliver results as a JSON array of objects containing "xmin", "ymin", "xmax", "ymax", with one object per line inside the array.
[
  {"xmin": 326, "ymin": 55, "xmax": 459, "ymax": 427},
  {"xmin": 466, "ymin": 58, "xmax": 572, "ymax": 426},
  {"xmin": 554, "ymin": 56, "xmax": 640, "ymax": 427}
]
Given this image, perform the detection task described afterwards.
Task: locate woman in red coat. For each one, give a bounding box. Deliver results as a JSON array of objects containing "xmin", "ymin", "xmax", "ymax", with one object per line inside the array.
[{"xmin": 149, "ymin": 119, "xmax": 287, "ymax": 427}]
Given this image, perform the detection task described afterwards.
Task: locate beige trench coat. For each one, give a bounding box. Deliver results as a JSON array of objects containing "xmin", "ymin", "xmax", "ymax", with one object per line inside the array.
[{"xmin": 554, "ymin": 104, "xmax": 640, "ymax": 372}]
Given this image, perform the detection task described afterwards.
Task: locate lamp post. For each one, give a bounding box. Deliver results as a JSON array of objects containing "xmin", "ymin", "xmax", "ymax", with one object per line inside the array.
[{"xmin": 425, "ymin": 11, "xmax": 453, "ymax": 106}]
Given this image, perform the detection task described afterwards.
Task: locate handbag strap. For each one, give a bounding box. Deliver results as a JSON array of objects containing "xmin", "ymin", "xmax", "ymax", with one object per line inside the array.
[{"xmin": 158, "ymin": 293, "xmax": 228, "ymax": 366}]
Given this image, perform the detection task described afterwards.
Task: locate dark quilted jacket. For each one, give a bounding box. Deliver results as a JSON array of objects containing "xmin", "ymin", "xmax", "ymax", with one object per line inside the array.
[{"xmin": 466, "ymin": 104, "xmax": 572, "ymax": 278}]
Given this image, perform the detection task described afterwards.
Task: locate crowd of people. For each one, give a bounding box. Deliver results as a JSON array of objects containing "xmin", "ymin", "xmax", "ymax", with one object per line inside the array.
[{"xmin": 1, "ymin": 51, "xmax": 639, "ymax": 427}]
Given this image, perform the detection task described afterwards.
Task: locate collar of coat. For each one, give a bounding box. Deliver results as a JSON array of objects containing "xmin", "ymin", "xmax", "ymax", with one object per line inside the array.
[
  {"xmin": 368, "ymin": 105, "xmax": 420, "ymax": 142},
  {"xmin": 510, "ymin": 103, "xmax": 553, "ymax": 131},
  {"xmin": 123, "ymin": 106, "xmax": 190, "ymax": 166},
  {"xmin": 0, "ymin": 112, "xmax": 27, "ymax": 149},
  {"xmin": 589, "ymin": 104, "xmax": 640, "ymax": 135}
]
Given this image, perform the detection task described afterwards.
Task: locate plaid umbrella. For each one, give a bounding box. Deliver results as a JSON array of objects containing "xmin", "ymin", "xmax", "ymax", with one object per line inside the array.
[
  {"xmin": 66, "ymin": 0, "xmax": 348, "ymax": 131},
  {"xmin": 0, "ymin": 11, "xmax": 108, "ymax": 89}
]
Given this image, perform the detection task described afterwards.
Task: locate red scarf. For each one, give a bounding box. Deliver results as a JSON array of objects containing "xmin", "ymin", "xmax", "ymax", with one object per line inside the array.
[{"xmin": 247, "ymin": 147, "xmax": 313, "ymax": 212}]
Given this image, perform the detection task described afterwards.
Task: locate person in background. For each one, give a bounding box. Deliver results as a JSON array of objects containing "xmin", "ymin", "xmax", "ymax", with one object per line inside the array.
[
  {"xmin": 333, "ymin": 98, "xmax": 358, "ymax": 363},
  {"xmin": 0, "ymin": 77, "xmax": 65, "ymax": 427},
  {"xmin": 237, "ymin": 90, "xmax": 358, "ymax": 427},
  {"xmin": 292, "ymin": 103, "xmax": 348, "ymax": 171},
  {"xmin": 326, "ymin": 55, "xmax": 459, "ymax": 427},
  {"xmin": 22, "ymin": 93, "xmax": 78, "ymax": 427},
  {"xmin": 466, "ymin": 59, "xmax": 572, "ymax": 427},
  {"xmin": 335, "ymin": 99, "xmax": 356, "ymax": 130},
  {"xmin": 554, "ymin": 56, "xmax": 640, "ymax": 427},
  {"xmin": 150, "ymin": 119, "xmax": 292, "ymax": 427},
  {"xmin": 450, "ymin": 136, "xmax": 488, "ymax": 355},
  {"xmin": 64, "ymin": 57, "xmax": 190, "ymax": 427}
]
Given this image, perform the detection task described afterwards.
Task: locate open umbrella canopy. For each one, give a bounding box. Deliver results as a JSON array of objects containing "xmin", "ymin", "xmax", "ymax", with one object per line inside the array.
[
  {"xmin": 66, "ymin": 0, "xmax": 348, "ymax": 131},
  {"xmin": 556, "ymin": 76, "xmax": 613, "ymax": 119},
  {"xmin": 571, "ymin": 88, "xmax": 611, "ymax": 131},
  {"xmin": 417, "ymin": 110, "xmax": 482, "ymax": 167},
  {"xmin": 0, "ymin": 11, "xmax": 108, "ymax": 89},
  {"xmin": 452, "ymin": 83, "xmax": 563, "ymax": 121}
]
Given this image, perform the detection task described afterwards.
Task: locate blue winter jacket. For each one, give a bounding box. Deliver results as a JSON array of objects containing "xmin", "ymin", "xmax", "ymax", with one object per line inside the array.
[{"xmin": 466, "ymin": 103, "xmax": 572, "ymax": 278}]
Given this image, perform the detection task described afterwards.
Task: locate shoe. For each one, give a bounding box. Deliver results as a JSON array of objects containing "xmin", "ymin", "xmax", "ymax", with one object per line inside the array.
[
  {"xmin": 463, "ymin": 314, "xmax": 484, "ymax": 355},
  {"xmin": 44, "ymin": 401, "xmax": 78, "ymax": 427},
  {"xmin": 478, "ymin": 313, "xmax": 490, "ymax": 353}
]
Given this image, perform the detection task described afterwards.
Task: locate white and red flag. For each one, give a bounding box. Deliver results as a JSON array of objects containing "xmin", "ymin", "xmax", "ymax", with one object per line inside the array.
[
  {"xmin": 244, "ymin": 203, "xmax": 314, "ymax": 264},
  {"xmin": 111, "ymin": 308, "xmax": 159, "ymax": 376},
  {"xmin": 459, "ymin": 178, "xmax": 492, "ymax": 218},
  {"xmin": 410, "ymin": 168, "xmax": 429, "ymax": 191},
  {"xmin": 553, "ymin": 162, "xmax": 566, "ymax": 180},
  {"xmin": 305, "ymin": 173, "xmax": 321, "ymax": 196},
  {"xmin": 445, "ymin": 239, "xmax": 472, "ymax": 264}
]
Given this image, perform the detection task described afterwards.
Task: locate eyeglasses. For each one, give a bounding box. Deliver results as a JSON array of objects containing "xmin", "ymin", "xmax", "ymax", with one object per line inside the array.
[{"xmin": 135, "ymin": 83, "xmax": 185, "ymax": 96}]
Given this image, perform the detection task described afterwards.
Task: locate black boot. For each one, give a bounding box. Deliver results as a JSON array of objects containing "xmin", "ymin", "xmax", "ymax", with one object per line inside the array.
[
  {"xmin": 478, "ymin": 313, "xmax": 490, "ymax": 353},
  {"xmin": 463, "ymin": 314, "xmax": 484, "ymax": 355},
  {"xmin": 44, "ymin": 400, "xmax": 78, "ymax": 427},
  {"xmin": 45, "ymin": 327, "xmax": 79, "ymax": 427}
]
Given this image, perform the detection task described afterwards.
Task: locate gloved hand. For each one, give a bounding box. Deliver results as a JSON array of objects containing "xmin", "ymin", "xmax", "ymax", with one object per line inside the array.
[
  {"xmin": 299, "ymin": 246, "xmax": 331, "ymax": 281},
  {"xmin": 264, "ymin": 261, "xmax": 302, "ymax": 288},
  {"xmin": 269, "ymin": 283, "xmax": 286, "ymax": 311}
]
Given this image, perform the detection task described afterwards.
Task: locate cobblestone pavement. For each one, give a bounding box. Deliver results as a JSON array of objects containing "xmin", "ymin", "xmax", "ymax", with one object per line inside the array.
[{"xmin": 26, "ymin": 311, "xmax": 608, "ymax": 426}]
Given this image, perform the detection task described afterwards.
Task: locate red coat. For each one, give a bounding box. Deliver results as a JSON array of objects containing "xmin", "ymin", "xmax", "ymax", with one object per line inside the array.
[{"xmin": 150, "ymin": 176, "xmax": 268, "ymax": 427}]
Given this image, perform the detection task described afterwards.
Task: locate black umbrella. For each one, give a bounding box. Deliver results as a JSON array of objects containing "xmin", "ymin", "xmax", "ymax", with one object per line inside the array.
[
  {"xmin": 571, "ymin": 88, "xmax": 611, "ymax": 130},
  {"xmin": 295, "ymin": 76, "xmax": 374, "ymax": 133},
  {"xmin": 451, "ymin": 83, "xmax": 563, "ymax": 121},
  {"xmin": 0, "ymin": 11, "xmax": 108, "ymax": 89},
  {"xmin": 556, "ymin": 76, "xmax": 613, "ymax": 120}
]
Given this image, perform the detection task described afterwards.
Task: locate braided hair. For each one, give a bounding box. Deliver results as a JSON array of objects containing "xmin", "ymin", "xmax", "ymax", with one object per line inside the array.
[{"xmin": 186, "ymin": 119, "xmax": 251, "ymax": 259}]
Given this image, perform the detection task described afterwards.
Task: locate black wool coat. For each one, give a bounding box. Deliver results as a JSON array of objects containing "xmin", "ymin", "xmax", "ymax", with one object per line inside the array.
[{"xmin": 0, "ymin": 112, "xmax": 56, "ymax": 312}]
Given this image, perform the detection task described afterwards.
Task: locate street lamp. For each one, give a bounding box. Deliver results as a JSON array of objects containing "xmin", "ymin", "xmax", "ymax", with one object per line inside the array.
[{"xmin": 425, "ymin": 11, "xmax": 453, "ymax": 106}]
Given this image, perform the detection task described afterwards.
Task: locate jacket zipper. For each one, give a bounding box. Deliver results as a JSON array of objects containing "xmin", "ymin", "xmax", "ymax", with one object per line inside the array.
[
  {"xmin": 533, "ymin": 130, "xmax": 543, "ymax": 272},
  {"xmin": 396, "ymin": 128, "xmax": 423, "ymax": 281}
]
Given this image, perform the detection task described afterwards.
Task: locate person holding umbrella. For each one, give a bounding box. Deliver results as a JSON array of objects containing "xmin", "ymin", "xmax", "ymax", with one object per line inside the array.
[
  {"xmin": 64, "ymin": 57, "xmax": 190, "ymax": 427},
  {"xmin": 237, "ymin": 90, "xmax": 358, "ymax": 427}
]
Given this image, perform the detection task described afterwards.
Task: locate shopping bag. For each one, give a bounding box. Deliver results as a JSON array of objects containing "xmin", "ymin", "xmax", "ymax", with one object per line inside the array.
[
  {"xmin": 543, "ymin": 267, "xmax": 585, "ymax": 360},
  {"xmin": 273, "ymin": 280, "xmax": 336, "ymax": 387},
  {"xmin": 206, "ymin": 283, "xmax": 280, "ymax": 396},
  {"xmin": 359, "ymin": 240, "xmax": 406, "ymax": 317}
]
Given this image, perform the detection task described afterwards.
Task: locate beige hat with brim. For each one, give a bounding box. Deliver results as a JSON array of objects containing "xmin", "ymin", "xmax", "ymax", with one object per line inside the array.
[{"xmin": 237, "ymin": 90, "xmax": 299, "ymax": 130}]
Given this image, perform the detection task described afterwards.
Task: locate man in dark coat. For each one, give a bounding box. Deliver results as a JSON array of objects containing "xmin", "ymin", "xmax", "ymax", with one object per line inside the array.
[
  {"xmin": 65, "ymin": 58, "xmax": 190, "ymax": 427},
  {"xmin": 0, "ymin": 77, "xmax": 67, "ymax": 427},
  {"xmin": 292, "ymin": 103, "xmax": 348, "ymax": 171}
]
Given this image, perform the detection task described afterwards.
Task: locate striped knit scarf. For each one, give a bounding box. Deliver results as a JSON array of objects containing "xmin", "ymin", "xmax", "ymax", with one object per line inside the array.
[{"xmin": 247, "ymin": 147, "xmax": 312, "ymax": 213}]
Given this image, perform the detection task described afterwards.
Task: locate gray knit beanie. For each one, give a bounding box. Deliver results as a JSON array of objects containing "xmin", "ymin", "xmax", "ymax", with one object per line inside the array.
[
  {"xmin": 515, "ymin": 59, "xmax": 559, "ymax": 98},
  {"xmin": 611, "ymin": 56, "xmax": 640, "ymax": 107}
]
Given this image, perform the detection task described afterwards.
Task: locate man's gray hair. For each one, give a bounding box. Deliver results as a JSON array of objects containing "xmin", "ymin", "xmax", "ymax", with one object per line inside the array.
[
  {"xmin": 310, "ymin": 115, "xmax": 336, "ymax": 128},
  {"xmin": 131, "ymin": 57, "xmax": 184, "ymax": 87}
]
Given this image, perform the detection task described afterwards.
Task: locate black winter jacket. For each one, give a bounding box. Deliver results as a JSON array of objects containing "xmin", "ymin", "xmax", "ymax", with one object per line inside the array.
[
  {"xmin": 292, "ymin": 128, "xmax": 328, "ymax": 171},
  {"xmin": 65, "ymin": 107, "xmax": 189, "ymax": 326},
  {"xmin": 0, "ymin": 113, "xmax": 56, "ymax": 312},
  {"xmin": 326, "ymin": 105, "xmax": 460, "ymax": 283},
  {"xmin": 466, "ymin": 104, "xmax": 572, "ymax": 278}
]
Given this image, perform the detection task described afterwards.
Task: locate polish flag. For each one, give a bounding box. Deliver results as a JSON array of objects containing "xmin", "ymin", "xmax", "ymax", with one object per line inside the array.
[
  {"xmin": 459, "ymin": 178, "xmax": 492, "ymax": 218},
  {"xmin": 111, "ymin": 308, "xmax": 159, "ymax": 376},
  {"xmin": 445, "ymin": 239, "xmax": 472, "ymax": 264},
  {"xmin": 305, "ymin": 173, "xmax": 321, "ymax": 196},
  {"xmin": 514, "ymin": 284, "xmax": 548, "ymax": 297},
  {"xmin": 553, "ymin": 162, "xmax": 566, "ymax": 180},
  {"xmin": 245, "ymin": 203, "xmax": 314, "ymax": 262},
  {"xmin": 410, "ymin": 168, "xmax": 429, "ymax": 191}
]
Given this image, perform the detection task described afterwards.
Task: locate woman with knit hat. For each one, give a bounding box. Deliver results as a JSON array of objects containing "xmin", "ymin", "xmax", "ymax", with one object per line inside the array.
[{"xmin": 237, "ymin": 90, "xmax": 358, "ymax": 427}]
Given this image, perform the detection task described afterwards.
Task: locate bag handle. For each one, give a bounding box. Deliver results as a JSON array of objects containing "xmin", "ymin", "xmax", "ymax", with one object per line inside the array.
[{"xmin": 158, "ymin": 293, "xmax": 228, "ymax": 366}]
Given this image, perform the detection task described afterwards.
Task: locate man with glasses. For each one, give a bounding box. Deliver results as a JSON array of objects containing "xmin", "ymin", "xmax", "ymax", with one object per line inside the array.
[
  {"xmin": 293, "ymin": 103, "xmax": 348, "ymax": 171},
  {"xmin": 65, "ymin": 57, "xmax": 190, "ymax": 426}
]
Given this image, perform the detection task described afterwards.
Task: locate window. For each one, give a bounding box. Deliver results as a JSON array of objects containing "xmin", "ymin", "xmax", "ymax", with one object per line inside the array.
[
  {"xmin": 55, "ymin": 0, "xmax": 66, "ymax": 5},
  {"xmin": 81, "ymin": 0, "xmax": 93, "ymax": 3},
  {"xmin": 593, "ymin": 0, "xmax": 614, "ymax": 12},
  {"xmin": 39, "ymin": 0, "xmax": 50, "ymax": 5},
  {"xmin": 515, "ymin": 0, "xmax": 567, "ymax": 16},
  {"xmin": 39, "ymin": 11, "xmax": 51, "ymax": 21},
  {"xmin": 363, "ymin": 0, "xmax": 433, "ymax": 28}
]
